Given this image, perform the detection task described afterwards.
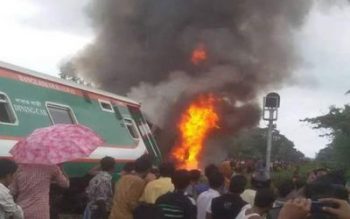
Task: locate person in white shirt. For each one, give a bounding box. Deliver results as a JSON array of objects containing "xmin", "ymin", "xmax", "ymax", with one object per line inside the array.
[
  {"xmin": 196, "ymin": 171, "xmax": 224, "ymax": 219},
  {"xmin": 0, "ymin": 159, "xmax": 23, "ymax": 219}
]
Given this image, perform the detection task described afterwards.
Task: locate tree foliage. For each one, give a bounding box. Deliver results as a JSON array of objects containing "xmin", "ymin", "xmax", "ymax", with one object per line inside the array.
[
  {"xmin": 303, "ymin": 105, "xmax": 350, "ymax": 168},
  {"xmin": 199, "ymin": 127, "xmax": 304, "ymax": 166},
  {"xmin": 225, "ymin": 128, "xmax": 305, "ymax": 162},
  {"xmin": 59, "ymin": 60, "xmax": 93, "ymax": 87}
]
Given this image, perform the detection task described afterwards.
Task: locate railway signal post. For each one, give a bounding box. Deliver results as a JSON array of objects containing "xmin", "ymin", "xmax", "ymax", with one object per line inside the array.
[{"xmin": 263, "ymin": 92, "xmax": 280, "ymax": 179}]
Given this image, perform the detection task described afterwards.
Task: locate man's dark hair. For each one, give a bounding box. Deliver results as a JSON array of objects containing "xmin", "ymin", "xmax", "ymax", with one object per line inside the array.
[
  {"xmin": 316, "ymin": 170, "xmax": 346, "ymax": 186},
  {"xmin": 189, "ymin": 169, "xmax": 201, "ymax": 182},
  {"xmin": 305, "ymin": 173, "xmax": 349, "ymax": 219},
  {"xmin": 204, "ymin": 164, "xmax": 219, "ymax": 178},
  {"xmin": 208, "ymin": 171, "xmax": 224, "ymax": 189},
  {"xmin": 304, "ymin": 171, "xmax": 349, "ymax": 201},
  {"xmin": 172, "ymin": 169, "xmax": 190, "ymax": 190},
  {"xmin": 251, "ymin": 177, "xmax": 271, "ymax": 189},
  {"xmin": 0, "ymin": 159, "xmax": 18, "ymax": 178},
  {"xmin": 304, "ymin": 172, "xmax": 349, "ymax": 219},
  {"xmin": 100, "ymin": 156, "xmax": 116, "ymax": 171},
  {"xmin": 315, "ymin": 168, "xmax": 328, "ymax": 174},
  {"xmin": 122, "ymin": 162, "xmax": 135, "ymax": 173},
  {"xmin": 134, "ymin": 154, "xmax": 152, "ymax": 173},
  {"xmin": 159, "ymin": 162, "xmax": 175, "ymax": 177},
  {"xmin": 304, "ymin": 182, "xmax": 348, "ymax": 201},
  {"xmin": 229, "ymin": 175, "xmax": 247, "ymax": 194},
  {"xmin": 254, "ymin": 188, "xmax": 275, "ymax": 208},
  {"xmin": 277, "ymin": 180, "xmax": 295, "ymax": 198}
]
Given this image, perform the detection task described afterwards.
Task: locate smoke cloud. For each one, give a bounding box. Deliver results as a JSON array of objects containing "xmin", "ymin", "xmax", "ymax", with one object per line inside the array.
[{"xmin": 65, "ymin": 0, "xmax": 314, "ymax": 156}]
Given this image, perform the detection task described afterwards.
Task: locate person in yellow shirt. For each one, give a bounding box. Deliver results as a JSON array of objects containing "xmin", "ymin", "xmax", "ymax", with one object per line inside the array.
[{"xmin": 140, "ymin": 162, "xmax": 175, "ymax": 204}]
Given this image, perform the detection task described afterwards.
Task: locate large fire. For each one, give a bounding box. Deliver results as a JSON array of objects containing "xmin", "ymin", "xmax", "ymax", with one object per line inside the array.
[
  {"xmin": 171, "ymin": 95, "xmax": 219, "ymax": 169},
  {"xmin": 191, "ymin": 43, "xmax": 207, "ymax": 65}
]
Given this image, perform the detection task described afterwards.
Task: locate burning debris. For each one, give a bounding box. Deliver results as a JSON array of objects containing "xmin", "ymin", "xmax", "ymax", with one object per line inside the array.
[{"xmin": 64, "ymin": 0, "xmax": 314, "ymax": 168}]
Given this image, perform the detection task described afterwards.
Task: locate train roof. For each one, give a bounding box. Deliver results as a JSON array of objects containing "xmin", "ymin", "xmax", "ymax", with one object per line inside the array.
[{"xmin": 0, "ymin": 60, "xmax": 140, "ymax": 106}]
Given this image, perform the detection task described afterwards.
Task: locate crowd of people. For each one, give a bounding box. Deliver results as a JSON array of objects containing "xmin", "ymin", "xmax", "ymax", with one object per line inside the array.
[{"xmin": 1, "ymin": 155, "xmax": 350, "ymax": 219}]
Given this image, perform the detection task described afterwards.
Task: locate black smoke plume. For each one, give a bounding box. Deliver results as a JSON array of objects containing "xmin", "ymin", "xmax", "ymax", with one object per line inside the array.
[{"xmin": 64, "ymin": 0, "xmax": 314, "ymax": 159}]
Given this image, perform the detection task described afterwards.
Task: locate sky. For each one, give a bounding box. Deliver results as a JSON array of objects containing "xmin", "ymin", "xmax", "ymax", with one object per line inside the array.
[{"xmin": 0, "ymin": 0, "xmax": 349, "ymax": 157}]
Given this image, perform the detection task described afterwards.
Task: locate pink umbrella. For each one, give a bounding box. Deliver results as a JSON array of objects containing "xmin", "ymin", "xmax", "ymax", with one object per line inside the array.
[{"xmin": 10, "ymin": 124, "xmax": 104, "ymax": 164}]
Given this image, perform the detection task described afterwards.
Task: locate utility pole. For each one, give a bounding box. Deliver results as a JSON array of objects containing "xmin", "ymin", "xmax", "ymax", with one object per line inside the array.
[{"xmin": 263, "ymin": 93, "xmax": 280, "ymax": 179}]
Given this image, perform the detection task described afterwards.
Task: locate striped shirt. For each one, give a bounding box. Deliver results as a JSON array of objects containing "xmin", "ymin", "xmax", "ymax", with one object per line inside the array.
[
  {"xmin": 156, "ymin": 191, "xmax": 196, "ymax": 219},
  {"xmin": 10, "ymin": 164, "xmax": 69, "ymax": 219}
]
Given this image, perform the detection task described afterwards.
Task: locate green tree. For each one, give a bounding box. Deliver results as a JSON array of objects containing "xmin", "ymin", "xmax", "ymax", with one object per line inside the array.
[
  {"xmin": 227, "ymin": 128, "xmax": 304, "ymax": 162},
  {"xmin": 59, "ymin": 60, "xmax": 93, "ymax": 87},
  {"xmin": 303, "ymin": 105, "xmax": 350, "ymax": 168}
]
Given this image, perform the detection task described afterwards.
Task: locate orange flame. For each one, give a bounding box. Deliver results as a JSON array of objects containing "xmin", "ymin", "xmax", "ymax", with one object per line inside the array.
[
  {"xmin": 171, "ymin": 95, "xmax": 219, "ymax": 169},
  {"xmin": 191, "ymin": 43, "xmax": 207, "ymax": 65}
]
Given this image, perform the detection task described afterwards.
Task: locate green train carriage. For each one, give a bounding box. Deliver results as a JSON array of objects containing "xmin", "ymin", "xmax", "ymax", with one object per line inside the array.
[{"xmin": 0, "ymin": 60, "xmax": 162, "ymax": 176}]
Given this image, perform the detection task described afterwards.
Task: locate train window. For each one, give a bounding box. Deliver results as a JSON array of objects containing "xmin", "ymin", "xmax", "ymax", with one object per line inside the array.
[
  {"xmin": 0, "ymin": 93, "xmax": 17, "ymax": 124},
  {"xmin": 123, "ymin": 118, "xmax": 139, "ymax": 139},
  {"xmin": 46, "ymin": 103, "xmax": 77, "ymax": 124},
  {"xmin": 98, "ymin": 100, "xmax": 114, "ymax": 113}
]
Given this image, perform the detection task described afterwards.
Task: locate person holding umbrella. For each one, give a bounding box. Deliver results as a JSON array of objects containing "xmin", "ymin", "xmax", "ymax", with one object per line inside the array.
[
  {"xmin": 10, "ymin": 163, "xmax": 69, "ymax": 219},
  {"xmin": 9, "ymin": 124, "xmax": 105, "ymax": 219}
]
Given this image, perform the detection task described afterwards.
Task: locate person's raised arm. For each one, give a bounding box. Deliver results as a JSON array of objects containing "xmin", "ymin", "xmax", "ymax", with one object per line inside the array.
[
  {"xmin": 277, "ymin": 198, "xmax": 311, "ymax": 219},
  {"xmin": 52, "ymin": 165, "xmax": 69, "ymax": 188},
  {"xmin": 320, "ymin": 198, "xmax": 350, "ymax": 219},
  {"xmin": 88, "ymin": 164, "xmax": 101, "ymax": 176}
]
